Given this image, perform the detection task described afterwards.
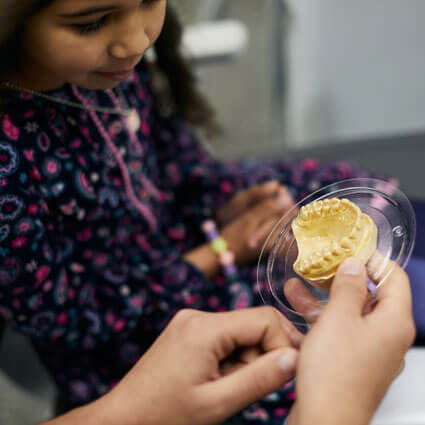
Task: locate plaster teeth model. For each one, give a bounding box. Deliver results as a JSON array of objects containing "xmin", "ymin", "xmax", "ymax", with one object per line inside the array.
[{"xmin": 292, "ymin": 198, "xmax": 377, "ymax": 290}]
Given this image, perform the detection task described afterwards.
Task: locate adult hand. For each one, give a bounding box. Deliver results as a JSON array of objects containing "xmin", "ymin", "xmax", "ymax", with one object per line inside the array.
[
  {"xmin": 99, "ymin": 308, "xmax": 299, "ymax": 425},
  {"xmin": 216, "ymin": 181, "xmax": 295, "ymax": 227},
  {"xmin": 289, "ymin": 257, "xmax": 416, "ymax": 425}
]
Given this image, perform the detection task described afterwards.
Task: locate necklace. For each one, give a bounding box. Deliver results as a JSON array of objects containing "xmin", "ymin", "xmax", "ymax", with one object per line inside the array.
[{"xmin": 0, "ymin": 80, "xmax": 133, "ymax": 117}]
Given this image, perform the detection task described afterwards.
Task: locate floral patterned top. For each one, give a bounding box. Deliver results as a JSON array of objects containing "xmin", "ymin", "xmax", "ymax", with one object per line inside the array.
[{"xmin": 0, "ymin": 62, "xmax": 371, "ymax": 422}]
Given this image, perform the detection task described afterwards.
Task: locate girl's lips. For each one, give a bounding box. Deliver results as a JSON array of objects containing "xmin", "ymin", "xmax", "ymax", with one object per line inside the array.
[{"xmin": 96, "ymin": 69, "xmax": 133, "ymax": 82}]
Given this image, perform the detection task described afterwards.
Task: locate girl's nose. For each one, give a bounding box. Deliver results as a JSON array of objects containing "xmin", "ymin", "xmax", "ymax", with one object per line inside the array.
[{"xmin": 109, "ymin": 15, "xmax": 150, "ymax": 60}]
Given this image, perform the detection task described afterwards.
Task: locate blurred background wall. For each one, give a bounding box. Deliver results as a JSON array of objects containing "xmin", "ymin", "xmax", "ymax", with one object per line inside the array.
[{"xmin": 174, "ymin": 0, "xmax": 425, "ymax": 198}]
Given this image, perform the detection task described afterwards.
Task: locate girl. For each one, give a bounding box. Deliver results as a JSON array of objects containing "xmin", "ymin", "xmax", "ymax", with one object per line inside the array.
[{"xmin": 0, "ymin": 0, "xmax": 376, "ymax": 422}]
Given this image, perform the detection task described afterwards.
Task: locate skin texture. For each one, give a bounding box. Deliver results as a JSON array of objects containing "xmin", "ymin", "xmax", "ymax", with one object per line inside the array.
[
  {"xmin": 40, "ymin": 259, "xmax": 415, "ymax": 425},
  {"xmin": 184, "ymin": 181, "xmax": 296, "ymax": 277},
  {"xmin": 288, "ymin": 258, "xmax": 416, "ymax": 425},
  {"xmin": 4, "ymin": 0, "xmax": 167, "ymax": 91},
  {"xmin": 42, "ymin": 307, "xmax": 299, "ymax": 425}
]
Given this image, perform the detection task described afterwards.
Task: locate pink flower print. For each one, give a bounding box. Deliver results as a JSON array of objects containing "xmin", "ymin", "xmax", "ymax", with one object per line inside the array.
[
  {"xmin": 184, "ymin": 294, "xmax": 199, "ymax": 306},
  {"xmin": 47, "ymin": 161, "xmax": 57, "ymax": 173},
  {"xmin": 244, "ymin": 408, "xmax": 269, "ymax": 421},
  {"xmin": 35, "ymin": 266, "xmax": 51, "ymax": 286},
  {"xmin": 43, "ymin": 280, "xmax": 53, "ymax": 292},
  {"xmin": 208, "ymin": 296, "xmax": 220, "ymax": 308},
  {"xmin": 93, "ymin": 253, "xmax": 108, "ymax": 267},
  {"xmin": 12, "ymin": 236, "xmax": 27, "ymax": 249},
  {"xmin": 287, "ymin": 391, "xmax": 296, "ymax": 401},
  {"xmin": 28, "ymin": 204, "xmax": 39, "ymax": 216},
  {"xmin": 23, "ymin": 111, "xmax": 35, "ymax": 118},
  {"xmin": 130, "ymin": 297, "xmax": 143, "ymax": 308},
  {"xmin": 301, "ymin": 158, "xmax": 319, "ymax": 171},
  {"xmin": 167, "ymin": 225, "xmax": 186, "ymax": 240},
  {"xmin": 135, "ymin": 235, "xmax": 151, "ymax": 250},
  {"xmin": 80, "ymin": 126, "xmax": 91, "ymax": 141},
  {"xmin": 29, "ymin": 166, "xmax": 41, "ymax": 181},
  {"xmin": 166, "ymin": 163, "xmax": 182, "ymax": 185},
  {"xmin": 233, "ymin": 290, "xmax": 250, "ymax": 310},
  {"xmin": 70, "ymin": 139, "xmax": 82, "ymax": 149},
  {"xmin": 273, "ymin": 408, "xmax": 288, "ymax": 417},
  {"xmin": 77, "ymin": 228, "xmax": 92, "ymax": 241},
  {"xmin": 151, "ymin": 284, "xmax": 164, "ymax": 294},
  {"xmin": 339, "ymin": 161, "xmax": 353, "ymax": 178},
  {"xmin": 57, "ymin": 312, "xmax": 68, "ymax": 325},
  {"xmin": 140, "ymin": 120, "xmax": 150, "ymax": 136},
  {"xmin": 18, "ymin": 221, "xmax": 31, "ymax": 233},
  {"xmin": 106, "ymin": 313, "xmax": 115, "ymax": 326},
  {"xmin": 220, "ymin": 181, "xmax": 233, "ymax": 194},
  {"xmin": 113, "ymin": 319, "xmax": 126, "ymax": 332},
  {"xmin": 24, "ymin": 150, "xmax": 35, "ymax": 162},
  {"xmin": 70, "ymin": 263, "xmax": 85, "ymax": 273},
  {"xmin": 2, "ymin": 114, "xmax": 20, "ymax": 140}
]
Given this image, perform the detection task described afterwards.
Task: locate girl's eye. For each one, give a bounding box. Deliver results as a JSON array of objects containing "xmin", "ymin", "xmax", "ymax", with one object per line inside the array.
[
  {"xmin": 73, "ymin": 15, "xmax": 108, "ymax": 34},
  {"xmin": 141, "ymin": 0, "xmax": 161, "ymax": 8},
  {"xmin": 71, "ymin": 0, "xmax": 161, "ymax": 34}
]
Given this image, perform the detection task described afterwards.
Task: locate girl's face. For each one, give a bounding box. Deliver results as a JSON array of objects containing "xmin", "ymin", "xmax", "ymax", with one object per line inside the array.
[{"xmin": 10, "ymin": 0, "xmax": 166, "ymax": 91}]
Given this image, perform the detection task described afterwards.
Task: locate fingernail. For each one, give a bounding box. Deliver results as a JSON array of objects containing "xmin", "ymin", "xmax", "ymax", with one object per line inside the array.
[
  {"xmin": 279, "ymin": 350, "xmax": 297, "ymax": 373},
  {"xmin": 339, "ymin": 257, "xmax": 363, "ymax": 276}
]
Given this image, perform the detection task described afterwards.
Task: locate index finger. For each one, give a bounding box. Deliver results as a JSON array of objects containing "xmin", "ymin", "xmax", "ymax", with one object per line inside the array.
[
  {"xmin": 365, "ymin": 254, "xmax": 416, "ymax": 350},
  {"xmin": 205, "ymin": 307, "xmax": 293, "ymax": 359},
  {"xmin": 367, "ymin": 252, "xmax": 412, "ymax": 317}
]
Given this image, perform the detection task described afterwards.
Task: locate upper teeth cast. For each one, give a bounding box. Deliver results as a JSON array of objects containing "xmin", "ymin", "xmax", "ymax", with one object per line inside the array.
[{"xmin": 292, "ymin": 198, "xmax": 378, "ymax": 290}]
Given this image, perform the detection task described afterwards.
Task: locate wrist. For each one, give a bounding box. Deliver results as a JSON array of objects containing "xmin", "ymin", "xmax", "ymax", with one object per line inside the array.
[
  {"xmin": 91, "ymin": 391, "xmax": 137, "ymax": 425},
  {"xmin": 183, "ymin": 244, "xmax": 221, "ymax": 278},
  {"xmin": 289, "ymin": 400, "xmax": 373, "ymax": 425},
  {"xmin": 43, "ymin": 399, "xmax": 109, "ymax": 425},
  {"xmin": 83, "ymin": 397, "xmax": 116, "ymax": 425}
]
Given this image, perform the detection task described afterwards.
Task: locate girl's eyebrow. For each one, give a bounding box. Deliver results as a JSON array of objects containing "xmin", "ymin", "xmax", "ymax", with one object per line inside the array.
[{"xmin": 59, "ymin": 5, "xmax": 119, "ymax": 18}]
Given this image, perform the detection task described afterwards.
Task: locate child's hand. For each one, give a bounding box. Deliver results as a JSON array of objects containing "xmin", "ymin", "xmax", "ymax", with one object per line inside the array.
[
  {"xmin": 216, "ymin": 181, "xmax": 295, "ymax": 226},
  {"xmin": 221, "ymin": 193, "xmax": 294, "ymax": 265},
  {"xmin": 100, "ymin": 308, "xmax": 298, "ymax": 425}
]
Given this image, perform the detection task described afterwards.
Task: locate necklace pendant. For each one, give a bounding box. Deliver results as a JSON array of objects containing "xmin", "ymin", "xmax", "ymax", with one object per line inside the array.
[{"xmin": 127, "ymin": 109, "xmax": 141, "ymax": 133}]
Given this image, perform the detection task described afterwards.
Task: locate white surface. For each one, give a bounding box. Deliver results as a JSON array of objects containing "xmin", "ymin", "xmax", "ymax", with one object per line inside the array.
[
  {"xmin": 371, "ymin": 348, "xmax": 425, "ymax": 425},
  {"xmin": 183, "ymin": 20, "xmax": 249, "ymax": 61},
  {"xmin": 284, "ymin": 0, "xmax": 425, "ymax": 147}
]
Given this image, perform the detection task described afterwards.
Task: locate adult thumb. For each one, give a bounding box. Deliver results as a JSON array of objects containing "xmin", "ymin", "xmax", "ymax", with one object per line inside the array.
[
  {"xmin": 327, "ymin": 257, "xmax": 368, "ymax": 316},
  {"xmin": 205, "ymin": 348, "xmax": 298, "ymax": 418}
]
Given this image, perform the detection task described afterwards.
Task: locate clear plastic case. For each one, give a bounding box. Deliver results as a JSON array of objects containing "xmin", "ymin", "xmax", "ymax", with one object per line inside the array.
[{"xmin": 257, "ymin": 178, "xmax": 416, "ymax": 332}]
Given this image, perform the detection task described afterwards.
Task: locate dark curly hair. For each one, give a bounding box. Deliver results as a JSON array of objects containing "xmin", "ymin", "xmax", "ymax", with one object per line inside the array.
[{"xmin": 0, "ymin": 1, "xmax": 217, "ymax": 133}]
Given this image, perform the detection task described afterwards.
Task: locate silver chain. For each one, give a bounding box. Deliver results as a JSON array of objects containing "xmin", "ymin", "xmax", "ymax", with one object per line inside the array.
[{"xmin": 0, "ymin": 81, "xmax": 132, "ymax": 117}]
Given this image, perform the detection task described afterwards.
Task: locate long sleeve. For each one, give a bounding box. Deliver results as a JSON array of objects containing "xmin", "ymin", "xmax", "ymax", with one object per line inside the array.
[
  {"xmin": 154, "ymin": 113, "xmax": 250, "ymax": 221},
  {"xmin": 0, "ymin": 112, "xmax": 219, "ymax": 350},
  {"xmin": 0, "ymin": 167, "xmax": 151, "ymax": 351}
]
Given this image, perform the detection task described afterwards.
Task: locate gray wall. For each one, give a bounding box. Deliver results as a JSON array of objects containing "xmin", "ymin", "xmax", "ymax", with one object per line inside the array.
[{"xmin": 283, "ymin": 0, "xmax": 425, "ymax": 147}]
